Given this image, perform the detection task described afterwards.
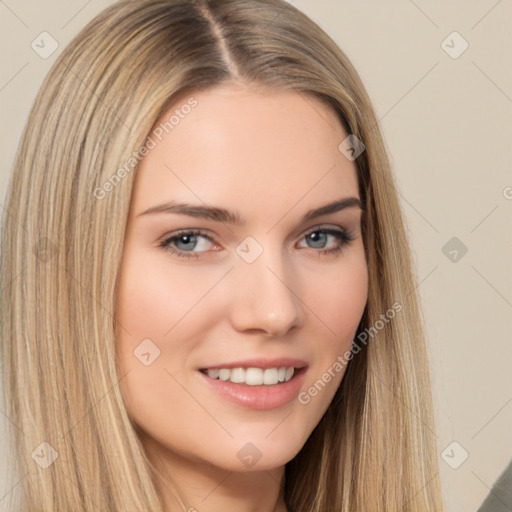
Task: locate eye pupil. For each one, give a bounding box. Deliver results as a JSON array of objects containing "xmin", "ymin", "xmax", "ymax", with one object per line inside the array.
[
  {"xmin": 176, "ymin": 235, "xmax": 196, "ymax": 250},
  {"xmin": 308, "ymin": 231, "xmax": 327, "ymax": 248}
]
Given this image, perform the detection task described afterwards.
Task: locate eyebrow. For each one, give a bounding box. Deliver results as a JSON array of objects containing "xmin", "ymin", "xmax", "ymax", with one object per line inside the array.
[{"xmin": 137, "ymin": 196, "xmax": 365, "ymax": 224}]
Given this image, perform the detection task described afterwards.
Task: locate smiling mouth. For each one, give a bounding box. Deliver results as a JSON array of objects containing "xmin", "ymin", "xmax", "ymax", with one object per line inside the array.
[{"xmin": 199, "ymin": 366, "xmax": 297, "ymax": 386}]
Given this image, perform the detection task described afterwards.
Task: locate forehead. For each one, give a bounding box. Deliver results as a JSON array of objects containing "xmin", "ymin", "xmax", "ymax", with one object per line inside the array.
[{"xmin": 131, "ymin": 84, "xmax": 359, "ymax": 223}]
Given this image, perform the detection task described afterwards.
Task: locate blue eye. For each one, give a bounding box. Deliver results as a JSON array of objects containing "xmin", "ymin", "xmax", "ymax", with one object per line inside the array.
[
  {"xmin": 159, "ymin": 227, "xmax": 354, "ymax": 259},
  {"xmin": 299, "ymin": 228, "xmax": 354, "ymax": 255},
  {"xmin": 159, "ymin": 229, "xmax": 214, "ymax": 259},
  {"xmin": 308, "ymin": 232, "xmax": 329, "ymax": 248}
]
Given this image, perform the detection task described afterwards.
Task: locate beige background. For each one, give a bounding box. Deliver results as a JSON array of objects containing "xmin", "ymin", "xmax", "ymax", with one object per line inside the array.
[{"xmin": 1, "ymin": 1, "xmax": 511, "ymax": 510}]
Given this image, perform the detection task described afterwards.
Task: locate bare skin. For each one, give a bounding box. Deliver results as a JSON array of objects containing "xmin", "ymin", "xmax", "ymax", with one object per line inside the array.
[{"xmin": 115, "ymin": 82, "xmax": 368, "ymax": 512}]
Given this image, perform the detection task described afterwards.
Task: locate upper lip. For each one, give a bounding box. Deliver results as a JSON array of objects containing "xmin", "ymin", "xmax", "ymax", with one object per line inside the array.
[{"xmin": 199, "ymin": 357, "xmax": 308, "ymax": 370}]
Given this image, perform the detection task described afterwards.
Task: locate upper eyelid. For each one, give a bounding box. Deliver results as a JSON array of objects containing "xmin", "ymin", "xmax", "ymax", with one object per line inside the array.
[{"xmin": 303, "ymin": 224, "xmax": 348, "ymax": 234}]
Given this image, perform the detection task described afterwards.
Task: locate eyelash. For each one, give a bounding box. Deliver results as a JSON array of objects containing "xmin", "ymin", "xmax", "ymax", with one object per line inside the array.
[{"xmin": 158, "ymin": 227, "xmax": 355, "ymax": 259}]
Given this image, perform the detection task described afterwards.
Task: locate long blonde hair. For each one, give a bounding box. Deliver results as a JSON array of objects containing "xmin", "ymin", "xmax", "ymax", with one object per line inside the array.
[{"xmin": 1, "ymin": 0, "xmax": 444, "ymax": 510}]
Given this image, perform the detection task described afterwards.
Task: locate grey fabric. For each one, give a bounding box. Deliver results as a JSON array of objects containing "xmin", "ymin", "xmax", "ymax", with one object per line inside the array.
[{"xmin": 477, "ymin": 460, "xmax": 512, "ymax": 512}]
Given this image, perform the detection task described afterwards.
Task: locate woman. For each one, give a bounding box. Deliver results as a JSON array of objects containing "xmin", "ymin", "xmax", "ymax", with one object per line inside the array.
[{"xmin": 0, "ymin": 0, "xmax": 445, "ymax": 510}]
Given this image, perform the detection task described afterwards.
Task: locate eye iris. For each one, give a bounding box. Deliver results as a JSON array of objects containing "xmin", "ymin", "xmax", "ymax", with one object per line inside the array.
[
  {"xmin": 176, "ymin": 234, "xmax": 196, "ymax": 251},
  {"xmin": 308, "ymin": 232, "xmax": 327, "ymax": 248}
]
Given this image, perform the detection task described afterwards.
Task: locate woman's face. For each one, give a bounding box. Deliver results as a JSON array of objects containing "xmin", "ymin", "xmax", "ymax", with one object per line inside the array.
[{"xmin": 115, "ymin": 83, "xmax": 368, "ymax": 473}]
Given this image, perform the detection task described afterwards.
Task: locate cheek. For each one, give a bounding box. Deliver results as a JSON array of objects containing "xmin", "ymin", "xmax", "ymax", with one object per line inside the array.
[
  {"xmin": 308, "ymin": 247, "xmax": 368, "ymax": 344},
  {"xmin": 114, "ymin": 251, "xmax": 227, "ymax": 411},
  {"xmin": 114, "ymin": 254, "xmax": 196, "ymax": 432},
  {"xmin": 298, "ymin": 247, "xmax": 367, "ymax": 411},
  {"xmin": 116, "ymin": 251, "xmax": 219, "ymax": 344},
  {"xmin": 116, "ymin": 272, "xmax": 170, "ymax": 341}
]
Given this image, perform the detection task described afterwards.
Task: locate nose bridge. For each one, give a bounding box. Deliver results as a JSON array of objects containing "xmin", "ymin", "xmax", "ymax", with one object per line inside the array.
[{"xmin": 229, "ymin": 239, "xmax": 304, "ymax": 335}]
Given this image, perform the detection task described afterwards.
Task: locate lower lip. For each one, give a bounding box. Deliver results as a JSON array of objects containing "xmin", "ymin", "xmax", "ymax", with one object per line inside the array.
[{"xmin": 197, "ymin": 367, "xmax": 307, "ymax": 410}]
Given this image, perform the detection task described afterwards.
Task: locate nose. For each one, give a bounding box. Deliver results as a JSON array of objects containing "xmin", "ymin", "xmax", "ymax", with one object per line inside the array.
[{"xmin": 228, "ymin": 249, "xmax": 305, "ymax": 337}]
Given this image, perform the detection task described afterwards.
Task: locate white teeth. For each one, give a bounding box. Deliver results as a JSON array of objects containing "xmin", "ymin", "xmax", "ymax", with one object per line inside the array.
[
  {"xmin": 263, "ymin": 368, "xmax": 279, "ymax": 385},
  {"xmin": 204, "ymin": 366, "xmax": 295, "ymax": 385},
  {"xmin": 245, "ymin": 368, "xmax": 263, "ymax": 385},
  {"xmin": 218, "ymin": 369, "xmax": 230, "ymax": 381},
  {"xmin": 207, "ymin": 368, "xmax": 219, "ymax": 379},
  {"xmin": 230, "ymin": 367, "xmax": 245, "ymax": 383}
]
